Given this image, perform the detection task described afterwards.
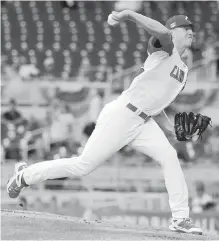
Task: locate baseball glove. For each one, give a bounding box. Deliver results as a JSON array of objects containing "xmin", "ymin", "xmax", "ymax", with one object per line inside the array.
[{"xmin": 174, "ymin": 112, "xmax": 212, "ymax": 141}]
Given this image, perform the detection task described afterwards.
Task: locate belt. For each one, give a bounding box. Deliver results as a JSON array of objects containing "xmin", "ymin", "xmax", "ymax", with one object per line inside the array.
[{"xmin": 126, "ymin": 103, "xmax": 150, "ymax": 121}]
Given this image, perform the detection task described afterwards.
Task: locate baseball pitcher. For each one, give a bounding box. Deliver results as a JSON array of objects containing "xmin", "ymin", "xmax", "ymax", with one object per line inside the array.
[{"xmin": 7, "ymin": 10, "xmax": 211, "ymax": 235}]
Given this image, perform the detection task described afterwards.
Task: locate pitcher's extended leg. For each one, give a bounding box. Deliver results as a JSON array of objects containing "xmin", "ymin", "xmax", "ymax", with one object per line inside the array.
[
  {"xmin": 130, "ymin": 118, "xmax": 189, "ymax": 219},
  {"xmin": 7, "ymin": 103, "xmax": 143, "ymax": 197}
]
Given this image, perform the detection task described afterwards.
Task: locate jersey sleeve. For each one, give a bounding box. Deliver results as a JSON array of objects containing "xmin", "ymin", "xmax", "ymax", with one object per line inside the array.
[{"xmin": 147, "ymin": 36, "xmax": 174, "ymax": 56}]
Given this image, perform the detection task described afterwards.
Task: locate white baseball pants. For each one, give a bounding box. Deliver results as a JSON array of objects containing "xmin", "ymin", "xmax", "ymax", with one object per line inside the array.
[{"xmin": 23, "ymin": 96, "xmax": 189, "ymax": 219}]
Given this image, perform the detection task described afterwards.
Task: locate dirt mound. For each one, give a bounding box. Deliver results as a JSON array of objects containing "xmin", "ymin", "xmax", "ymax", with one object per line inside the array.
[{"xmin": 1, "ymin": 209, "xmax": 219, "ymax": 240}]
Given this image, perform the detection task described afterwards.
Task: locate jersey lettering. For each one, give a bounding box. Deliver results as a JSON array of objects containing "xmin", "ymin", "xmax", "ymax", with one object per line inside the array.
[{"xmin": 170, "ymin": 65, "xmax": 185, "ymax": 83}]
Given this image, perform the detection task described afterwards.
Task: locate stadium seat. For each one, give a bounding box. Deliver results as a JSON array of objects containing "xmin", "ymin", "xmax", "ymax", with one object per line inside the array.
[{"xmin": 1, "ymin": 1, "xmax": 218, "ymax": 79}]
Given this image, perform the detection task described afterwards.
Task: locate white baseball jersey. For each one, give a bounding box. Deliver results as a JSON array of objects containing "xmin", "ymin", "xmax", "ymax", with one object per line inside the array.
[{"xmin": 121, "ymin": 40, "xmax": 188, "ymax": 116}]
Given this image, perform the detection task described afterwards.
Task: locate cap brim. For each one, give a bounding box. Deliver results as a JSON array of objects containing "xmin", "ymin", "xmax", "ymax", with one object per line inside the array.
[
  {"xmin": 178, "ymin": 23, "xmax": 193, "ymax": 31},
  {"xmin": 168, "ymin": 23, "xmax": 193, "ymax": 31}
]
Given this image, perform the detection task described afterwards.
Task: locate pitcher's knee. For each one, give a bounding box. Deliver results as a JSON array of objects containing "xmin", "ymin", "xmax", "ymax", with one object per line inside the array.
[
  {"xmin": 67, "ymin": 155, "xmax": 97, "ymax": 176},
  {"xmin": 166, "ymin": 147, "xmax": 178, "ymax": 159},
  {"xmin": 157, "ymin": 146, "xmax": 178, "ymax": 165},
  {"xmin": 78, "ymin": 164, "xmax": 93, "ymax": 176}
]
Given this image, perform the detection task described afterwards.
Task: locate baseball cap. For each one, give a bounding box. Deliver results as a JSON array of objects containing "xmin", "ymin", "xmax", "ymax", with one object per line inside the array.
[{"xmin": 165, "ymin": 15, "xmax": 193, "ymax": 30}]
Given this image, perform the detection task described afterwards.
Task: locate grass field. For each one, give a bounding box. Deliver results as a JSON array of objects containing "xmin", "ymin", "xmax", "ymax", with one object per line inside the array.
[{"xmin": 1, "ymin": 209, "xmax": 219, "ymax": 240}]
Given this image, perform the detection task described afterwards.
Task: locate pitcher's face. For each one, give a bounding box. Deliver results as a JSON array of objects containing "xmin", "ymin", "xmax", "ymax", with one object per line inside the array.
[{"xmin": 172, "ymin": 26, "xmax": 194, "ymax": 48}]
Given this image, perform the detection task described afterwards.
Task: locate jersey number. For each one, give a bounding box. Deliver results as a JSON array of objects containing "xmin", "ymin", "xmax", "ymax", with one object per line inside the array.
[{"xmin": 170, "ymin": 65, "xmax": 185, "ymax": 83}]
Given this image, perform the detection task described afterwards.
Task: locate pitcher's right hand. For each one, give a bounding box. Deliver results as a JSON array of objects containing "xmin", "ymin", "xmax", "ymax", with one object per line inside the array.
[{"xmin": 107, "ymin": 10, "xmax": 131, "ymax": 26}]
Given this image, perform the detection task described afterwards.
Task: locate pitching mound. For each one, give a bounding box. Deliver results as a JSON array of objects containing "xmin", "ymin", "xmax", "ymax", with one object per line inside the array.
[{"xmin": 1, "ymin": 209, "xmax": 219, "ymax": 240}]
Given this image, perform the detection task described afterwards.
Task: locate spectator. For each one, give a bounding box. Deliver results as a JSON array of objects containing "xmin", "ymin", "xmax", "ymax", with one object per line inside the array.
[
  {"xmin": 191, "ymin": 30, "xmax": 205, "ymax": 61},
  {"xmin": 191, "ymin": 181, "xmax": 216, "ymax": 213},
  {"xmin": 202, "ymin": 38, "xmax": 217, "ymax": 81},
  {"xmin": 54, "ymin": 146, "xmax": 68, "ymax": 159},
  {"xmin": 48, "ymin": 196, "xmax": 58, "ymax": 214},
  {"xmin": 18, "ymin": 56, "xmax": 39, "ymax": 80},
  {"xmin": 208, "ymin": 127, "xmax": 219, "ymax": 162},
  {"xmin": 1, "ymin": 99, "xmax": 24, "ymax": 125},
  {"xmin": 43, "ymin": 56, "xmax": 55, "ymax": 80},
  {"xmin": 60, "ymin": 1, "xmax": 78, "ymax": 9},
  {"xmin": 34, "ymin": 197, "xmax": 44, "ymax": 212},
  {"xmin": 44, "ymin": 102, "xmax": 75, "ymax": 154},
  {"xmin": 44, "ymin": 56, "xmax": 54, "ymax": 72},
  {"xmin": 2, "ymin": 99, "xmax": 30, "ymax": 161}
]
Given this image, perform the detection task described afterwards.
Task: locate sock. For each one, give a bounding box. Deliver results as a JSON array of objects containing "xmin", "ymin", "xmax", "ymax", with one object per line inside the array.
[{"xmin": 21, "ymin": 174, "xmax": 29, "ymax": 187}]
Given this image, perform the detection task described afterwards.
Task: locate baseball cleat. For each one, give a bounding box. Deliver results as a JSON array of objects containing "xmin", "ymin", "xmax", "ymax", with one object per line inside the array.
[
  {"xmin": 7, "ymin": 162, "xmax": 28, "ymax": 198},
  {"xmin": 169, "ymin": 218, "xmax": 203, "ymax": 235}
]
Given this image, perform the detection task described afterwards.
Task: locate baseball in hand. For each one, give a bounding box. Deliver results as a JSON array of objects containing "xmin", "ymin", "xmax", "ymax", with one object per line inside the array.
[{"xmin": 107, "ymin": 13, "xmax": 119, "ymax": 26}]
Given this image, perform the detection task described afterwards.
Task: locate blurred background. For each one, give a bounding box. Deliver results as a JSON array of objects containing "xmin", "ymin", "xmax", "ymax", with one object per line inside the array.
[{"xmin": 1, "ymin": 0, "xmax": 219, "ymax": 234}]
